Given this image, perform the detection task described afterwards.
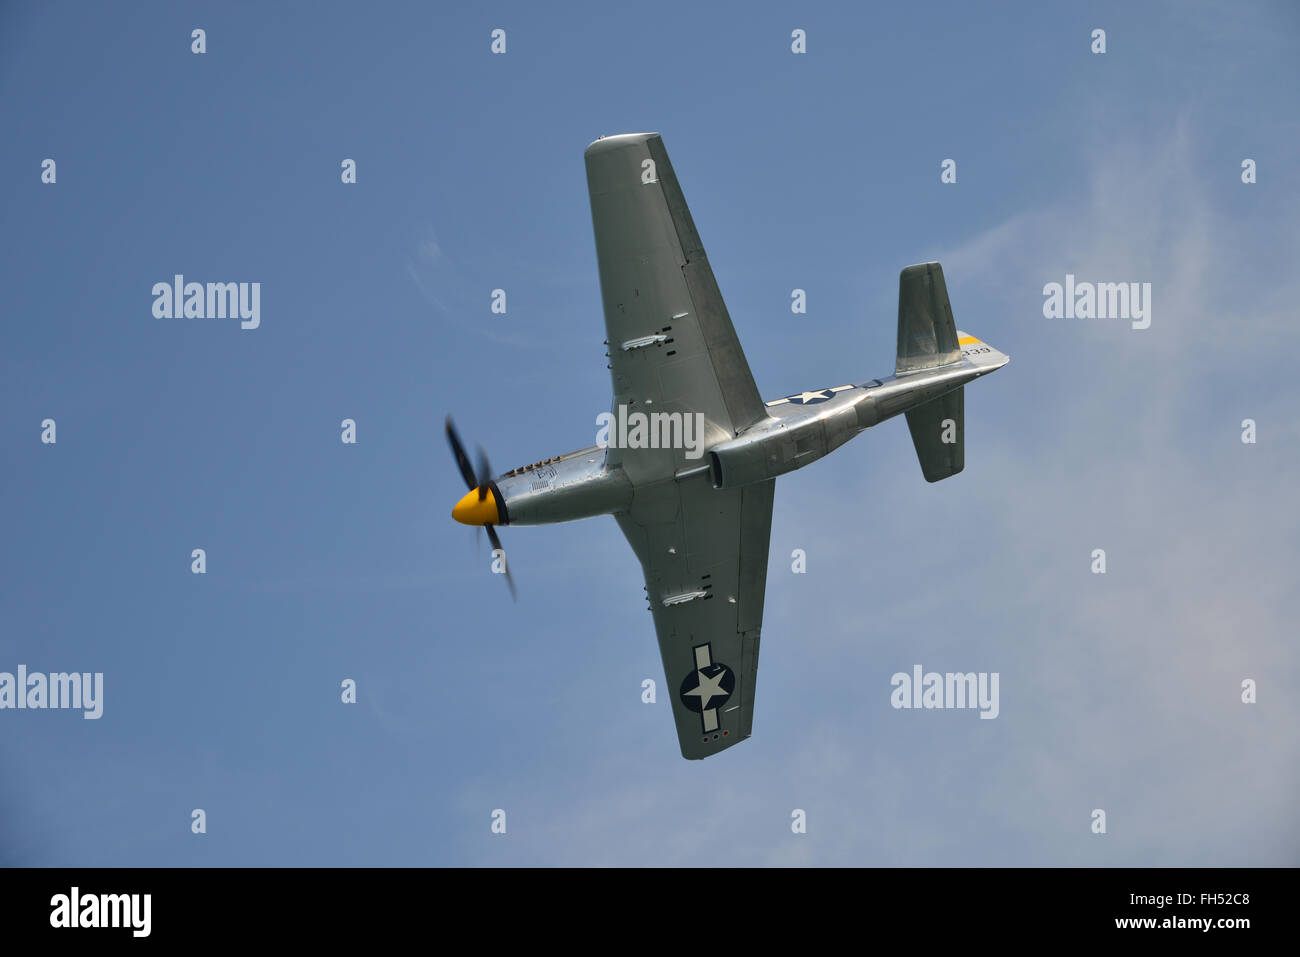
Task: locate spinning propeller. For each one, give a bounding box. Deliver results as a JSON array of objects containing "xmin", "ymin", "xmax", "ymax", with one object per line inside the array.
[{"xmin": 445, "ymin": 416, "xmax": 516, "ymax": 600}]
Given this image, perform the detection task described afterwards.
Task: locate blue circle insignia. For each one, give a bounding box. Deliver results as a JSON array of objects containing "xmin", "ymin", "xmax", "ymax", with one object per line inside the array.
[{"xmin": 679, "ymin": 663, "xmax": 735, "ymax": 713}]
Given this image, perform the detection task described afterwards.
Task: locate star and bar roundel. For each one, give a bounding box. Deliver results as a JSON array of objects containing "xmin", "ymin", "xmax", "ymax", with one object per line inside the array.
[
  {"xmin": 764, "ymin": 385, "xmax": 854, "ymax": 408},
  {"xmin": 679, "ymin": 643, "xmax": 735, "ymax": 733}
]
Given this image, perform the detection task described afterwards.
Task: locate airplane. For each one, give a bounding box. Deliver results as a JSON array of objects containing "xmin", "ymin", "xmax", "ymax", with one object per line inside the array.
[{"xmin": 447, "ymin": 132, "xmax": 1008, "ymax": 760}]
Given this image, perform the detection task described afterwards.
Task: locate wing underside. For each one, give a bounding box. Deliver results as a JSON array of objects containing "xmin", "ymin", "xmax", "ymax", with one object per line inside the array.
[
  {"xmin": 585, "ymin": 133, "xmax": 767, "ymax": 486},
  {"xmin": 615, "ymin": 475, "xmax": 774, "ymax": 759},
  {"xmin": 588, "ymin": 133, "xmax": 774, "ymax": 759}
]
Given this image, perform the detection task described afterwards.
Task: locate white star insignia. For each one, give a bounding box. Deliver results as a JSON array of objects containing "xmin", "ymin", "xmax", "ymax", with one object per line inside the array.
[{"xmin": 685, "ymin": 667, "xmax": 730, "ymax": 710}]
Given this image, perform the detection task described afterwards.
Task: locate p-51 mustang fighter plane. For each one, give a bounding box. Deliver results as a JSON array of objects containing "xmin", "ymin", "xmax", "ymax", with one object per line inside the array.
[{"xmin": 447, "ymin": 132, "xmax": 1008, "ymax": 759}]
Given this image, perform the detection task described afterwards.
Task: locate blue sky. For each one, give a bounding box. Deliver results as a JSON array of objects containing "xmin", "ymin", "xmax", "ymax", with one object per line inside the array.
[{"xmin": 2, "ymin": 0, "xmax": 1297, "ymax": 865}]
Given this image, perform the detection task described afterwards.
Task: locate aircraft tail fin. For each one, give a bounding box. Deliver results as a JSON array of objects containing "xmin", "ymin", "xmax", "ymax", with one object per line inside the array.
[
  {"xmin": 896, "ymin": 262, "xmax": 960, "ymax": 375},
  {"xmin": 894, "ymin": 261, "xmax": 1008, "ymax": 482},
  {"xmin": 897, "ymin": 262, "xmax": 963, "ymax": 482}
]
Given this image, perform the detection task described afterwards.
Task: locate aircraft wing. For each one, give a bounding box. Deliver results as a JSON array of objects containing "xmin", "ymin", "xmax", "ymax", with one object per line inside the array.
[
  {"xmin": 615, "ymin": 475, "xmax": 775, "ymax": 759},
  {"xmin": 585, "ymin": 133, "xmax": 767, "ymax": 484}
]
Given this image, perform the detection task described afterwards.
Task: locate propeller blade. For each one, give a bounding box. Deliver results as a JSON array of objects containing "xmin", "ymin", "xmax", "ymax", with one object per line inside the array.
[
  {"xmin": 485, "ymin": 525, "xmax": 517, "ymax": 601},
  {"xmin": 445, "ymin": 416, "xmax": 478, "ymax": 491},
  {"xmin": 475, "ymin": 445, "xmax": 494, "ymax": 501},
  {"xmin": 447, "ymin": 414, "xmax": 515, "ymax": 600}
]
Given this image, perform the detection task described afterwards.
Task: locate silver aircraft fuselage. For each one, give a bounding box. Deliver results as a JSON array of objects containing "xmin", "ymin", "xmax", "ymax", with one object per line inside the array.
[{"xmin": 482, "ymin": 344, "xmax": 1005, "ymax": 528}]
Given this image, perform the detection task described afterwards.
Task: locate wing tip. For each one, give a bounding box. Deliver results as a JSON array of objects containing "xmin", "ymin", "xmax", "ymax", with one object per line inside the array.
[
  {"xmin": 585, "ymin": 131, "xmax": 661, "ymax": 156},
  {"xmin": 679, "ymin": 730, "xmax": 750, "ymax": 760}
]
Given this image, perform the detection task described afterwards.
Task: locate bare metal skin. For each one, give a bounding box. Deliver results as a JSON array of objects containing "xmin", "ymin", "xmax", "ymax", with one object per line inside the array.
[{"xmin": 450, "ymin": 133, "xmax": 1008, "ymax": 759}]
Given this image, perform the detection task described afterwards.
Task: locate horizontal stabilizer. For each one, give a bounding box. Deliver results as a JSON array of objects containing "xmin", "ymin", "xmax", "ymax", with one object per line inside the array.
[{"xmin": 906, "ymin": 387, "xmax": 964, "ymax": 482}]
